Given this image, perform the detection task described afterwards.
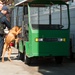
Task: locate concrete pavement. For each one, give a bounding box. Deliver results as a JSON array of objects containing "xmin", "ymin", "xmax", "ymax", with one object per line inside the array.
[
  {"xmin": 1, "ymin": 47, "xmax": 75, "ymax": 75},
  {"xmin": 0, "ymin": 47, "xmax": 31, "ymax": 75}
]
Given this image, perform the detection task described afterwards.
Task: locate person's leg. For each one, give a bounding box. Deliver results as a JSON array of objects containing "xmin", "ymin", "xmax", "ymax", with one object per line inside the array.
[
  {"xmin": 2, "ymin": 43, "xmax": 7, "ymax": 62},
  {"xmin": 0, "ymin": 35, "xmax": 4, "ymax": 57}
]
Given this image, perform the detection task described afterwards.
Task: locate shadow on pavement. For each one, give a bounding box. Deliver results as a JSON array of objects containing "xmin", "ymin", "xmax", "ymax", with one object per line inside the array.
[{"xmin": 29, "ymin": 57, "xmax": 75, "ymax": 75}]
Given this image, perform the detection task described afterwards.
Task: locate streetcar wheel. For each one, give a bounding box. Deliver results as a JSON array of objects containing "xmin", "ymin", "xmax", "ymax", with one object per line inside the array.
[
  {"xmin": 24, "ymin": 55, "xmax": 31, "ymax": 65},
  {"xmin": 18, "ymin": 51, "xmax": 24, "ymax": 61},
  {"xmin": 55, "ymin": 56, "xmax": 63, "ymax": 64}
]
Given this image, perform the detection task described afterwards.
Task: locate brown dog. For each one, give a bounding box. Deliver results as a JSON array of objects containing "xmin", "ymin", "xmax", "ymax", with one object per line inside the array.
[{"xmin": 2, "ymin": 26, "xmax": 22, "ymax": 62}]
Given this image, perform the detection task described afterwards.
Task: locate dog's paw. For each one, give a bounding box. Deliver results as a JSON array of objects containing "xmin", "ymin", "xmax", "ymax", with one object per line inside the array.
[
  {"xmin": 9, "ymin": 60, "xmax": 12, "ymax": 62},
  {"xmin": 2, "ymin": 59, "xmax": 4, "ymax": 63}
]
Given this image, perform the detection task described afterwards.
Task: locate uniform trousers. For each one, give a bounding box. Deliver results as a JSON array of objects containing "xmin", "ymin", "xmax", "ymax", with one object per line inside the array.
[{"xmin": 0, "ymin": 34, "xmax": 4, "ymax": 57}]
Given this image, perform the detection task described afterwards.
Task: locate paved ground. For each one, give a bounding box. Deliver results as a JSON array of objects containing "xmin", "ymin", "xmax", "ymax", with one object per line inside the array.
[
  {"xmin": 0, "ymin": 47, "xmax": 32, "ymax": 75},
  {"xmin": 0, "ymin": 47, "xmax": 75, "ymax": 75}
]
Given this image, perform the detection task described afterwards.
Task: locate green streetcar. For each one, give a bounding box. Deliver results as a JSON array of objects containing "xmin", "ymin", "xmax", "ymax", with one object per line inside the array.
[{"xmin": 15, "ymin": 0, "xmax": 70, "ymax": 64}]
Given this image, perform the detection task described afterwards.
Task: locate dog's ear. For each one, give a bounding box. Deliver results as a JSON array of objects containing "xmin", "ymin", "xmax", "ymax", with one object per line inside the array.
[
  {"xmin": 11, "ymin": 26, "xmax": 21, "ymax": 32},
  {"xmin": 11, "ymin": 26, "xmax": 17, "ymax": 31},
  {"xmin": 15, "ymin": 26, "xmax": 20, "ymax": 32}
]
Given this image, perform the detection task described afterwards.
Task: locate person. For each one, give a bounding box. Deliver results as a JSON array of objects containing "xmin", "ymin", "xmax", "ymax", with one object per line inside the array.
[
  {"xmin": 0, "ymin": 1, "xmax": 2, "ymax": 4},
  {"xmin": 0, "ymin": 5, "xmax": 11, "ymax": 57},
  {"xmin": 0, "ymin": 1, "xmax": 3, "ymax": 11}
]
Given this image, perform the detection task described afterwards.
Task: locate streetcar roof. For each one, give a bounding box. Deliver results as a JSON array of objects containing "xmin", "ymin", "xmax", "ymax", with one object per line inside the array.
[{"xmin": 15, "ymin": 0, "xmax": 70, "ymax": 6}]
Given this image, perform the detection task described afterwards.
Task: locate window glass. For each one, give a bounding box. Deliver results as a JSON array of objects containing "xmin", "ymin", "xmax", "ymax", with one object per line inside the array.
[{"xmin": 30, "ymin": 4, "xmax": 69, "ymax": 30}]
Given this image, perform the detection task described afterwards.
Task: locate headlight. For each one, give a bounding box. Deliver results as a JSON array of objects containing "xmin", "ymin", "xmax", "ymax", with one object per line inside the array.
[
  {"xmin": 58, "ymin": 38, "xmax": 66, "ymax": 42},
  {"xmin": 62, "ymin": 38, "xmax": 66, "ymax": 42},
  {"xmin": 35, "ymin": 38, "xmax": 43, "ymax": 42},
  {"xmin": 35, "ymin": 38, "xmax": 39, "ymax": 42}
]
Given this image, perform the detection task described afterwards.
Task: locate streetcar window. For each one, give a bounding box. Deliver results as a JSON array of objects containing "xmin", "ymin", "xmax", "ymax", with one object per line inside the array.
[{"xmin": 30, "ymin": 4, "xmax": 69, "ymax": 30}]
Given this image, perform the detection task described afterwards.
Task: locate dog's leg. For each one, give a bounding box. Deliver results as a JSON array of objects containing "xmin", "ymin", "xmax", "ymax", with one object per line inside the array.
[
  {"xmin": 8, "ymin": 47, "xmax": 12, "ymax": 62},
  {"xmin": 2, "ymin": 43, "xmax": 8, "ymax": 62},
  {"xmin": 16, "ymin": 28, "xmax": 22, "ymax": 35}
]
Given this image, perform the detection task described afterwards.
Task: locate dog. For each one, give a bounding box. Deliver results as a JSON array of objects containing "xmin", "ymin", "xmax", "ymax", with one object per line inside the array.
[{"xmin": 2, "ymin": 26, "xmax": 22, "ymax": 62}]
